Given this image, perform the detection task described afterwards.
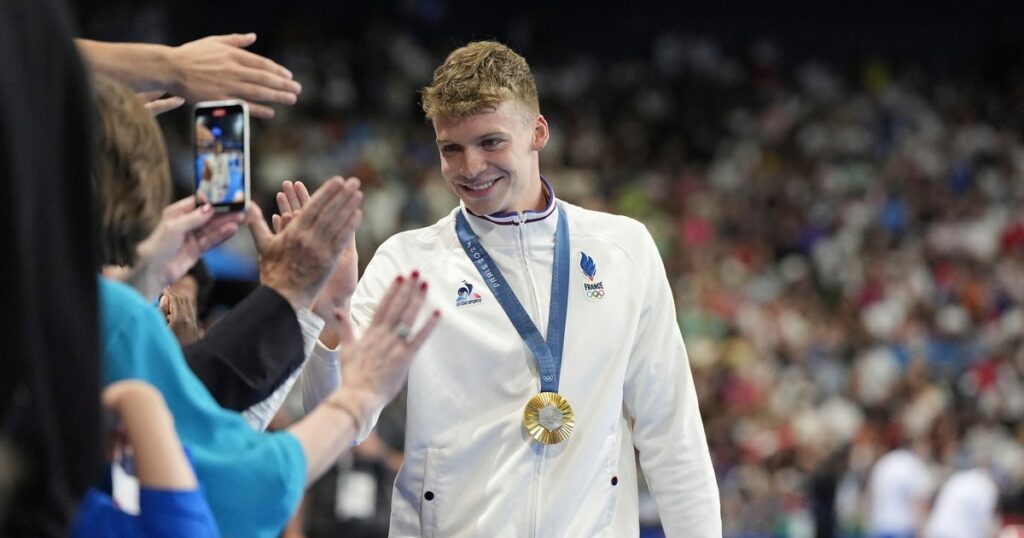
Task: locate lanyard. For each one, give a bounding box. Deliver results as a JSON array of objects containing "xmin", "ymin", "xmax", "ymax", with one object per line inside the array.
[{"xmin": 455, "ymin": 204, "xmax": 570, "ymax": 393}]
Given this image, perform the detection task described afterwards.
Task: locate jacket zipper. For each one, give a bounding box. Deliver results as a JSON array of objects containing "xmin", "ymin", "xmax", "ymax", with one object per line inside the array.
[{"xmin": 514, "ymin": 211, "xmax": 545, "ymax": 538}]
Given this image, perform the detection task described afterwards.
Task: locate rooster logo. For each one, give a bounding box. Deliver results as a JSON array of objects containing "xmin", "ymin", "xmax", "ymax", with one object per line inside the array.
[{"xmin": 455, "ymin": 280, "xmax": 482, "ymax": 306}]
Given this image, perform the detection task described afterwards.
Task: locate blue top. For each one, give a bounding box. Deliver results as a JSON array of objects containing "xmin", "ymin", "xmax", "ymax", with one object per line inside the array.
[
  {"xmin": 71, "ymin": 486, "xmax": 220, "ymax": 538},
  {"xmin": 98, "ymin": 278, "xmax": 306, "ymax": 537}
]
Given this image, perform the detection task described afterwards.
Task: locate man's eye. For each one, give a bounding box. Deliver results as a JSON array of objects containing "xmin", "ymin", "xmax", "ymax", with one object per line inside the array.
[
  {"xmin": 481, "ymin": 138, "xmax": 502, "ymax": 149},
  {"xmin": 441, "ymin": 144, "xmax": 460, "ymax": 153}
]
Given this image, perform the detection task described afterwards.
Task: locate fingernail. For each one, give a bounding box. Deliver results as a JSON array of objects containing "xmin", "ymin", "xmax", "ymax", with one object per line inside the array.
[
  {"xmin": 411, "ymin": 270, "xmax": 420, "ymax": 279},
  {"xmin": 420, "ymin": 281, "xmax": 428, "ymax": 291},
  {"xmin": 202, "ymin": 204, "xmax": 213, "ymax": 213},
  {"xmin": 433, "ymin": 310, "xmax": 441, "ymax": 318},
  {"xmin": 396, "ymin": 276, "xmax": 404, "ymax": 283}
]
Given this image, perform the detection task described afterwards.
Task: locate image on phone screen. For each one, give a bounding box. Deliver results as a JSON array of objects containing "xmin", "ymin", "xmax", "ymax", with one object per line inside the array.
[{"xmin": 194, "ymin": 103, "xmax": 248, "ymax": 211}]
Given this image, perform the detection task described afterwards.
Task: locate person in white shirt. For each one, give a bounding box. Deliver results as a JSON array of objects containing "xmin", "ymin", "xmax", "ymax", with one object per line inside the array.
[
  {"xmin": 867, "ymin": 446, "xmax": 935, "ymax": 538},
  {"xmin": 923, "ymin": 468, "xmax": 998, "ymax": 538},
  {"xmin": 292, "ymin": 40, "xmax": 720, "ymax": 537}
]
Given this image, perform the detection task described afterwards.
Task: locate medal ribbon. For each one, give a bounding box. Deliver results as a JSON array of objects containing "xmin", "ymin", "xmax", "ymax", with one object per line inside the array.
[{"xmin": 455, "ymin": 204, "xmax": 570, "ymax": 393}]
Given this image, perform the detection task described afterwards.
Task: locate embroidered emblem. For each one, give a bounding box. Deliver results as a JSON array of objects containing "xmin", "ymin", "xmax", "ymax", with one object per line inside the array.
[
  {"xmin": 455, "ymin": 280, "xmax": 483, "ymax": 307},
  {"xmin": 579, "ymin": 252, "xmax": 606, "ymax": 301}
]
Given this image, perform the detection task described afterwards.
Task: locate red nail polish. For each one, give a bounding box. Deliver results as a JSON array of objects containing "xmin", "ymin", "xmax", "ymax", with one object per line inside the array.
[
  {"xmin": 433, "ymin": 310, "xmax": 441, "ymax": 317},
  {"xmin": 396, "ymin": 276, "xmax": 404, "ymax": 283},
  {"xmin": 420, "ymin": 281, "xmax": 428, "ymax": 291},
  {"xmin": 412, "ymin": 270, "xmax": 420, "ymax": 279}
]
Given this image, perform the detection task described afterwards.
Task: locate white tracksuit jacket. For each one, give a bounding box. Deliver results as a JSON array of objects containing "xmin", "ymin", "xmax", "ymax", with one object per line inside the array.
[{"xmin": 346, "ymin": 192, "xmax": 720, "ymax": 537}]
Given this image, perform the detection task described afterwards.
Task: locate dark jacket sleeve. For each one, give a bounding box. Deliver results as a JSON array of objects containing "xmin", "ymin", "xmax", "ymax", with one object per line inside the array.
[{"xmin": 184, "ymin": 286, "xmax": 305, "ymax": 411}]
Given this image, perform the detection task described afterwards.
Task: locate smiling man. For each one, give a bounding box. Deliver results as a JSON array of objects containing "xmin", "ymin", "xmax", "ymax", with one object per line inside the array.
[{"xmin": 329, "ymin": 41, "xmax": 720, "ymax": 536}]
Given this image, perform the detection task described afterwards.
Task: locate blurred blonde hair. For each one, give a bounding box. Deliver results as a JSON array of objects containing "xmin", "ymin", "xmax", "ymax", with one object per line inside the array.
[
  {"xmin": 92, "ymin": 75, "xmax": 171, "ymax": 266},
  {"xmin": 421, "ymin": 41, "xmax": 539, "ymax": 120}
]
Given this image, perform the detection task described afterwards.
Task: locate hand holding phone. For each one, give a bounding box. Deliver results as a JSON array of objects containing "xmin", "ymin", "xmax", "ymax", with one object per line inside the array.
[{"xmin": 193, "ymin": 100, "xmax": 250, "ymax": 212}]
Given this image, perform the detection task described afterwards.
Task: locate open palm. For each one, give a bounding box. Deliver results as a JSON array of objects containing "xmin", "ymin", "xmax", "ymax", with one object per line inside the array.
[{"xmin": 274, "ymin": 180, "xmax": 360, "ymax": 343}]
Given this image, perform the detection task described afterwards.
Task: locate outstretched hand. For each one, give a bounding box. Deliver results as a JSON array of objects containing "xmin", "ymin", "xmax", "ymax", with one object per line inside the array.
[
  {"xmin": 329, "ymin": 271, "xmax": 440, "ymax": 424},
  {"xmin": 168, "ymin": 33, "xmax": 301, "ymax": 119}
]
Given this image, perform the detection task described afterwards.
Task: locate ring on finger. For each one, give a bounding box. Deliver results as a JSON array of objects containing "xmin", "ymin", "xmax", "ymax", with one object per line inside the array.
[{"xmin": 395, "ymin": 322, "xmax": 412, "ymax": 342}]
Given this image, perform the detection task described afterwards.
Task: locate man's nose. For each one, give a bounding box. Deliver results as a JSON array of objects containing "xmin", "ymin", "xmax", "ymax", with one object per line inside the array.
[{"xmin": 460, "ymin": 150, "xmax": 487, "ymax": 179}]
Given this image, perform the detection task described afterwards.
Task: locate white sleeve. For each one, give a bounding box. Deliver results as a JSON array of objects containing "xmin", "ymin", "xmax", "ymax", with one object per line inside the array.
[
  {"xmin": 241, "ymin": 307, "xmax": 324, "ymax": 431},
  {"xmin": 300, "ymin": 339, "xmax": 341, "ymax": 413},
  {"xmin": 623, "ymin": 228, "xmax": 721, "ymax": 537},
  {"xmin": 295, "ymin": 239, "xmax": 405, "ymax": 441}
]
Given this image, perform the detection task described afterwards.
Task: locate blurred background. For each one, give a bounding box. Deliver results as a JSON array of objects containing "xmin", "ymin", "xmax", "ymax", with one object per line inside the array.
[{"xmin": 74, "ymin": 1, "xmax": 1024, "ymax": 536}]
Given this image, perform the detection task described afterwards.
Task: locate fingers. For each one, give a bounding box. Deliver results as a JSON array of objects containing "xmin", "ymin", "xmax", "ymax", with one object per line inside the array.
[
  {"xmin": 294, "ymin": 181, "xmax": 311, "ymax": 206},
  {"xmin": 396, "ymin": 275, "xmax": 428, "ymax": 329},
  {"xmin": 324, "ymin": 188, "xmax": 363, "ymax": 246},
  {"xmin": 370, "ymin": 275, "xmax": 406, "ymax": 328},
  {"xmin": 196, "ymin": 219, "xmax": 240, "ymax": 251},
  {"xmin": 272, "ymin": 213, "xmax": 282, "ymax": 234},
  {"xmin": 276, "ymin": 188, "xmax": 293, "ymax": 215},
  {"xmin": 229, "ymin": 39, "xmax": 294, "ymax": 79},
  {"xmin": 337, "ymin": 209, "xmax": 363, "ymax": 246},
  {"xmin": 173, "ymin": 202, "xmax": 216, "ymax": 234},
  {"xmin": 163, "ymin": 196, "xmax": 199, "ymax": 218},
  {"xmin": 231, "ymin": 81, "xmax": 298, "ymax": 106},
  {"xmin": 406, "ymin": 310, "xmax": 442, "ymax": 354},
  {"xmin": 307, "ymin": 178, "xmax": 361, "ymax": 243},
  {"xmin": 374, "ymin": 272, "xmax": 420, "ymax": 328},
  {"xmin": 136, "ymin": 90, "xmax": 165, "ymax": 103},
  {"xmin": 246, "ymin": 202, "xmax": 273, "ymax": 252},
  {"xmin": 290, "ymin": 177, "xmax": 344, "ymax": 230},
  {"xmin": 236, "ymin": 65, "xmax": 302, "ymax": 95},
  {"xmin": 209, "ymin": 33, "xmax": 258, "ymax": 48},
  {"xmin": 283, "ymin": 180, "xmax": 300, "ymax": 213},
  {"xmin": 145, "ymin": 96, "xmax": 186, "ymax": 116},
  {"xmin": 247, "ymin": 102, "xmax": 276, "ymax": 120}
]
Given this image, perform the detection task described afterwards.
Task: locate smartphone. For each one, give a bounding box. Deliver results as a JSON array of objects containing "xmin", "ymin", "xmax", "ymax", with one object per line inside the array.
[{"xmin": 192, "ymin": 100, "xmax": 250, "ymax": 212}]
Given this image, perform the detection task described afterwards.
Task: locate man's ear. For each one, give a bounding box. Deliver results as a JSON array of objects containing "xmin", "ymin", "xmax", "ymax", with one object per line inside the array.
[{"xmin": 532, "ymin": 114, "xmax": 549, "ymax": 151}]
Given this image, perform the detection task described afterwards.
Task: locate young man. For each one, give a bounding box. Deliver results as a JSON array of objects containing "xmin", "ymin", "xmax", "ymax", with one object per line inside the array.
[{"xmin": 306, "ymin": 41, "xmax": 720, "ymax": 536}]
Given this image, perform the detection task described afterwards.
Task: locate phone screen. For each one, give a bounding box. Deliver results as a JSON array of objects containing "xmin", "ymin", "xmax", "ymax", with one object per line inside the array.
[{"xmin": 193, "ymin": 101, "xmax": 249, "ymax": 212}]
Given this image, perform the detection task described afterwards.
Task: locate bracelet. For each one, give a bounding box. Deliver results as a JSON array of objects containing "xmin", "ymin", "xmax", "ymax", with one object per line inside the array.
[{"xmin": 322, "ymin": 395, "xmax": 365, "ymax": 432}]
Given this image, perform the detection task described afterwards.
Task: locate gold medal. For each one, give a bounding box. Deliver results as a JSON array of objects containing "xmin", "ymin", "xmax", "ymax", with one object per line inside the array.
[{"xmin": 523, "ymin": 392, "xmax": 575, "ymax": 445}]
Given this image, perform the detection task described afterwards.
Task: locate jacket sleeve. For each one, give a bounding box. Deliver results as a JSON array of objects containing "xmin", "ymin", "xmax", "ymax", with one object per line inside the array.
[
  {"xmin": 241, "ymin": 307, "xmax": 325, "ymax": 430},
  {"xmin": 184, "ymin": 286, "xmax": 306, "ymax": 411},
  {"xmin": 622, "ymin": 228, "xmax": 721, "ymax": 537}
]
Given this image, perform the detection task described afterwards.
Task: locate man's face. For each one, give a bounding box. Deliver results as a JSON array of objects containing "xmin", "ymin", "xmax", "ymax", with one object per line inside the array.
[{"xmin": 433, "ymin": 101, "xmax": 548, "ymax": 216}]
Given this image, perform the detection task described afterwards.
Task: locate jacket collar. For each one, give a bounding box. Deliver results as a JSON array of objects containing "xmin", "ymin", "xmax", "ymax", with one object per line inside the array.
[{"xmin": 458, "ymin": 177, "xmax": 559, "ymax": 247}]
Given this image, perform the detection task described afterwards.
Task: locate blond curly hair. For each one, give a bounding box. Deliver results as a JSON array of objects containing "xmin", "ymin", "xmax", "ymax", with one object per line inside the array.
[{"xmin": 421, "ymin": 41, "xmax": 539, "ymax": 120}]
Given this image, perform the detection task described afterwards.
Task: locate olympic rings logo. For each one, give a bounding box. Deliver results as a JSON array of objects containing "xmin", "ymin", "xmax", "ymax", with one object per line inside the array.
[{"xmin": 586, "ymin": 290, "xmax": 605, "ymax": 299}]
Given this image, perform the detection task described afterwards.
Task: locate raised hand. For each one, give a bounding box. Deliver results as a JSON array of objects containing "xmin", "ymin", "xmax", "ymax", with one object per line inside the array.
[
  {"xmin": 326, "ymin": 271, "xmax": 440, "ymax": 427},
  {"xmin": 124, "ymin": 196, "xmax": 244, "ymax": 301},
  {"xmin": 273, "ymin": 180, "xmax": 359, "ymax": 345},
  {"xmin": 248, "ymin": 177, "xmax": 363, "ymax": 311}
]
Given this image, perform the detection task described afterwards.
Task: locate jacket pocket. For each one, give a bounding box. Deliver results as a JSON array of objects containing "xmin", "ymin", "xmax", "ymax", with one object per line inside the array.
[
  {"xmin": 419, "ymin": 446, "xmax": 446, "ymax": 538},
  {"xmin": 594, "ymin": 425, "xmax": 624, "ymax": 531}
]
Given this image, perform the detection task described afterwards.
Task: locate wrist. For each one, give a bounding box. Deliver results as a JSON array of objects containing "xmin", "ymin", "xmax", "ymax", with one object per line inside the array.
[
  {"xmin": 268, "ymin": 285, "xmax": 315, "ymax": 313},
  {"xmin": 322, "ymin": 390, "xmax": 370, "ymax": 433},
  {"xmin": 159, "ymin": 44, "xmax": 184, "ymax": 96}
]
